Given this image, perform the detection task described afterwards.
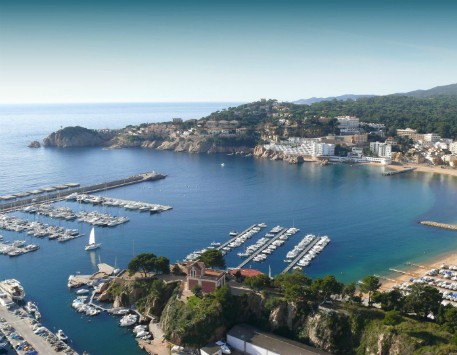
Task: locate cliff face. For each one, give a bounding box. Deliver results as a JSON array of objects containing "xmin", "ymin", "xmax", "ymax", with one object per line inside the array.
[{"xmin": 43, "ymin": 126, "xmax": 114, "ymax": 148}]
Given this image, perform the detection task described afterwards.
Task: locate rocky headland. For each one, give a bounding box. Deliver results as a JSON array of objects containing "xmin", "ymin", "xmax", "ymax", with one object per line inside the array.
[{"xmin": 42, "ymin": 126, "xmax": 115, "ymax": 148}]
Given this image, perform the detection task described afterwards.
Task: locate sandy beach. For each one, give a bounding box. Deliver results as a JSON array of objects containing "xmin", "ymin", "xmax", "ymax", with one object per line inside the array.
[
  {"xmin": 379, "ymin": 250, "xmax": 457, "ymax": 291},
  {"xmin": 359, "ymin": 162, "xmax": 457, "ymax": 290},
  {"xmin": 365, "ymin": 162, "xmax": 457, "ymax": 178}
]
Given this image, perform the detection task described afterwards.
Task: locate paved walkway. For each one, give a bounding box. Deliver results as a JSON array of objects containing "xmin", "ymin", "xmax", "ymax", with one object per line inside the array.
[{"xmin": 0, "ymin": 305, "xmax": 62, "ymax": 354}]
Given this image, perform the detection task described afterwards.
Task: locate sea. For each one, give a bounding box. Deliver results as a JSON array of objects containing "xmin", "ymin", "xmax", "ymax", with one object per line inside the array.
[{"xmin": 1, "ymin": 102, "xmax": 457, "ymax": 354}]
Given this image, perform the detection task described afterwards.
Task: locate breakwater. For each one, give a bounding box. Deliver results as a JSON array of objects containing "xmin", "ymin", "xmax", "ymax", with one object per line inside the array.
[
  {"xmin": 420, "ymin": 220, "xmax": 457, "ymax": 231},
  {"xmin": 0, "ymin": 172, "xmax": 166, "ymax": 213},
  {"xmin": 382, "ymin": 167, "xmax": 416, "ymax": 176}
]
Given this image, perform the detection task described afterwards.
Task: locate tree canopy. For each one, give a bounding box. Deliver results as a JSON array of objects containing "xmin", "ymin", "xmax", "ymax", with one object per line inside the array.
[
  {"xmin": 128, "ymin": 252, "xmax": 170, "ymax": 277},
  {"xmin": 359, "ymin": 275, "xmax": 381, "ymax": 306},
  {"xmin": 197, "ymin": 249, "xmax": 225, "ymax": 268}
]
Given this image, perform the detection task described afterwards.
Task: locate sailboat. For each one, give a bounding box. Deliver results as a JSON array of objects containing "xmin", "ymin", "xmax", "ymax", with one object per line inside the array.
[{"xmin": 85, "ymin": 227, "xmax": 101, "ymax": 251}]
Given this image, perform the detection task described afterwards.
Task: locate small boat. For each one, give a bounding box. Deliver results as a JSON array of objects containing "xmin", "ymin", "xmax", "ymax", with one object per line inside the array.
[
  {"xmin": 221, "ymin": 163, "xmax": 225, "ymax": 167},
  {"xmin": 76, "ymin": 288, "xmax": 90, "ymax": 295},
  {"xmin": 229, "ymin": 231, "xmax": 238, "ymax": 237},
  {"xmin": 210, "ymin": 241, "xmax": 221, "ymax": 246},
  {"xmin": 85, "ymin": 227, "xmax": 101, "ymax": 251},
  {"xmin": 56, "ymin": 329, "xmax": 68, "ymax": 342},
  {"xmin": 120, "ymin": 314, "xmax": 137, "ymax": 327}
]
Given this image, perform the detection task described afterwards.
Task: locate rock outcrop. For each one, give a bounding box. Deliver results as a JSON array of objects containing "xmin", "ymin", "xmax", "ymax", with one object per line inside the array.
[
  {"xmin": 254, "ymin": 145, "xmax": 312, "ymax": 164},
  {"xmin": 43, "ymin": 126, "xmax": 114, "ymax": 148},
  {"xmin": 28, "ymin": 141, "xmax": 41, "ymax": 148}
]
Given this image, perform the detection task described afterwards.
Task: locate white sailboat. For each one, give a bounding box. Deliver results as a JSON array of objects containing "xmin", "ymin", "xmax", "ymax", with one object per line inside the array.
[{"xmin": 85, "ymin": 227, "xmax": 101, "ymax": 251}]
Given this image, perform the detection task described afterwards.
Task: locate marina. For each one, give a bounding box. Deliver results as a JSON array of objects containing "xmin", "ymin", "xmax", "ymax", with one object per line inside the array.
[
  {"xmin": 282, "ymin": 236, "xmax": 322, "ymax": 273},
  {"xmin": 65, "ymin": 193, "xmax": 172, "ymax": 213},
  {"xmin": 0, "ymin": 239, "xmax": 40, "ymax": 257},
  {"xmin": 0, "ymin": 172, "xmax": 166, "ymax": 213},
  {"xmin": 235, "ymin": 227, "xmax": 289, "ymax": 269},
  {"xmin": 0, "ymin": 214, "xmax": 83, "ymax": 242},
  {"xmin": 216, "ymin": 224, "xmax": 263, "ymax": 251}
]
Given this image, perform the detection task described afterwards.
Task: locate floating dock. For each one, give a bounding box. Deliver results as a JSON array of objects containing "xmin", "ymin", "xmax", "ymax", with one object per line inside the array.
[
  {"xmin": 235, "ymin": 228, "xmax": 287, "ymax": 269},
  {"xmin": 0, "ymin": 172, "xmax": 166, "ymax": 213},
  {"xmin": 216, "ymin": 224, "xmax": 258, "ymax": 251},
  {"xmin": 382, "ymin": 167, "xmax": 416, "ymax": 176},
  {"xmin": 282, "ymin": 237, "xmax": 321, "ymax": 273}
]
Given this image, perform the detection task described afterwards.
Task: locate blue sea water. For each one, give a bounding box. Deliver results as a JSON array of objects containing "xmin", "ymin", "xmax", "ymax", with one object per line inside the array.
[{"xmin": 1, "ymin": 103, "xmax": 457, "ymax": 354}]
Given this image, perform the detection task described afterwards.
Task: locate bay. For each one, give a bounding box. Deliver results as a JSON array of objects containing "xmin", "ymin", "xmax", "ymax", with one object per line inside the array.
[{"xmin": 1, "ymin": 103, "xmax": 457, "ymax": 354}]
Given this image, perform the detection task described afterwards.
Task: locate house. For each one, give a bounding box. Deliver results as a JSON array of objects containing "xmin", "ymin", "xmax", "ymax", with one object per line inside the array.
[
  {"xmin": 187, "ymin": 261, "xmax": 226, "ymax": 293},
  {"xmin": 227, "ymin": 324, "xmax": 330, "ymax": 355}
]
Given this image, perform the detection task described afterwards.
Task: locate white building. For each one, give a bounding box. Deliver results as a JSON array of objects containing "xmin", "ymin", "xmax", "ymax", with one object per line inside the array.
[
  {"xmin": 450, "ymin": 142, "xmax": 457, "ymax": 155},
  {"xmin": 336, "ymin": 116, "xmax": 360, "ymax": 135},
  {"xmin": 370, "ymin": 141, "xmax": 392, "ymax": 158},
  {"xmin": 266, "ymin": 138, "xmax": 334, "ymax": 157},
  {"xmin": 227, "ymin": 324, "xmax": 327, "ymax": 355},
  {"xmin": 423, "ymin": 133, "xmax": 441, "ymax": 143}
]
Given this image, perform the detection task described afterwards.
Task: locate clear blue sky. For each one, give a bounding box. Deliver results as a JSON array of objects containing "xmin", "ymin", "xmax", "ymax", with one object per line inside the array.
[{"xmin": 1, "ymin": 0, "xmax": 456, "ymax": 103}]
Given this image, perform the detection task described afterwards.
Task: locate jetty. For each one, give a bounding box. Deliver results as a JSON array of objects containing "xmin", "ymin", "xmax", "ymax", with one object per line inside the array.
[
  {"xmin": 235, "ymin": 228, "xmax": 287, "ymax": 269},
  {"xmin": 382, "ymin": 167, "xmax": 415, "ymax": 176},
  {"xmin": 0, "ymin": 172, "xmax": 166, "ymax": 213},
  {"xmin": 419, "ymin": 220, "xmax": 457, "ymax": 231},
  {"xmin": 282, "ymin": 237, "xmax": 321, "ymax": 273},
  {"xmin": 217, "ymin": 224, "xmax": 259, "ymax": 251}
]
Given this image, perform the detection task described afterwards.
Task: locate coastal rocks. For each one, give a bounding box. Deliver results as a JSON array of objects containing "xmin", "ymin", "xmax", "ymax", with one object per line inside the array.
[
  {"xmin": 28, "ymin": 141, "xmax": 41, "ymax": 148},
  {"xmin": 141, "ymin": 140, "xmax": 162, "ymax": 149},
  {"xmin": 304, "ymin": 310, "xmax": 354, "ymax": 353},
  {"xmin": 254, "ymin": 145, "xmax": 307, "ymax": 164},
  {"xmin": 43, "ymin": 126, "xmax": 112, "ymax": 148}
]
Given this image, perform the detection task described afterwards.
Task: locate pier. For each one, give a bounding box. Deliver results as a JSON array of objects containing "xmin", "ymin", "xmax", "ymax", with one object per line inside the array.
[
  {"xmin": 0, "ymin": 172, "xmax": 166, "ymax": 213},
  {"xmin": 216, "ymin": 224, "xmax": 259, "ymax": 251},
  {"xmin": 235, "ymin": 228, "xmax": 287, "ymax": 269},
  {"xmin": 382, "ymin": 167, "xmax": 416, "ymax": 176},
  {"xmin": 282, "ymin": 237, "xmax": 321, "ymax": 273}
]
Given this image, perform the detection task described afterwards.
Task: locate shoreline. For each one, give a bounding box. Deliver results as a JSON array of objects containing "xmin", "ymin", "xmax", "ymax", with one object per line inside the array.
[
  {"xmin": 379, "ymin": 249, "xmax": 457, "ymax": 291},
  {"xmin": 364, "ymin": 161, "xmax": 457, "ymax": 178}
]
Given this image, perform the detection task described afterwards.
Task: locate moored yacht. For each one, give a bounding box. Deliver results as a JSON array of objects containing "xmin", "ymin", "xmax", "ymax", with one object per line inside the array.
[
  {"xmin": 0, "ymin": 279, "xmax": 25, "ymax": 302},
  {"xmin": 85, "ymin": 227, "xmax": 101, "ymax": 251}
]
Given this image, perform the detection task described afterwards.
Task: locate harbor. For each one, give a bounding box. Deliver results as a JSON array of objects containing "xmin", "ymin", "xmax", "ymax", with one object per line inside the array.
[
  {"xmin": 0, "ymin": 172, "xmax": 166, "ymax": 213},
  {"xmin": 282, "ymin": 236, "xmax": 322, "ymax": 274}
]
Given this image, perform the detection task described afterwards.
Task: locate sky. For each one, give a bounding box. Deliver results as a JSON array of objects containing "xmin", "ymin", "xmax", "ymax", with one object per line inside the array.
[{"xmin": 1, "ymin": 0, "xmax": 457, "ymax": 103}]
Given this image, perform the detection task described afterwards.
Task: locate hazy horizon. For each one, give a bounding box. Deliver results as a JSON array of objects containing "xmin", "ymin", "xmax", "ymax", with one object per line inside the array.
[{"xmin": 1, "ymin": 0, "xmax": 457, "ymax": 104}]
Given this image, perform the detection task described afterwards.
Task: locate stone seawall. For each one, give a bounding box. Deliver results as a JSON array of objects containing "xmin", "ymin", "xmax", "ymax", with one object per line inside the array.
[{"xmin": 419, "ymin": 221, "xmax": 457, "ymax": 231}]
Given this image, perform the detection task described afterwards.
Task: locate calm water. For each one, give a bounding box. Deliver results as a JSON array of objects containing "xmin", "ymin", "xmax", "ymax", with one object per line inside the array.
[{"xmin": 1, "ymin": 103, "xmax": 457, "ymax": 354}]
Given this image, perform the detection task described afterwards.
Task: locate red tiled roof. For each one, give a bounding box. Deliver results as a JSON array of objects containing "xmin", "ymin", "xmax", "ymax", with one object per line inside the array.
[{"xmin": 204, "ymin": 269, "xmax": 225, "ymax": 278}]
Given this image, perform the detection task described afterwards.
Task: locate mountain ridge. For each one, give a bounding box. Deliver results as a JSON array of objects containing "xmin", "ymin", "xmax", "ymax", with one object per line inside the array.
[{"xmin": 294, "ymin": 83, "xmax": 457, "ymax": 104}]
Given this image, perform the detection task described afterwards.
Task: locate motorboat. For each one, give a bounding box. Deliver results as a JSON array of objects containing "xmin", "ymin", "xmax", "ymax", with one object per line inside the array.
[
  {"xmin": 85, "ymin": 227, "xmax": 101, "ymax": 251},
  {"xmin": 120, "ymin": 314, "xmax": 137, "ymax": 327},
  {"xmin": 0, "ymin": 279, "xmax": 25, "ymax": 301},
  {"xmin": 56, "ymin": 329, "xmax": 68, "ymax": 342},
  {"xmin": 229, "ymin": 231, "xmax": 238, "ymax": 237},
  {"xmin": 76, "ymin": 288, "xmax": 90, "ymax": 295}
]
